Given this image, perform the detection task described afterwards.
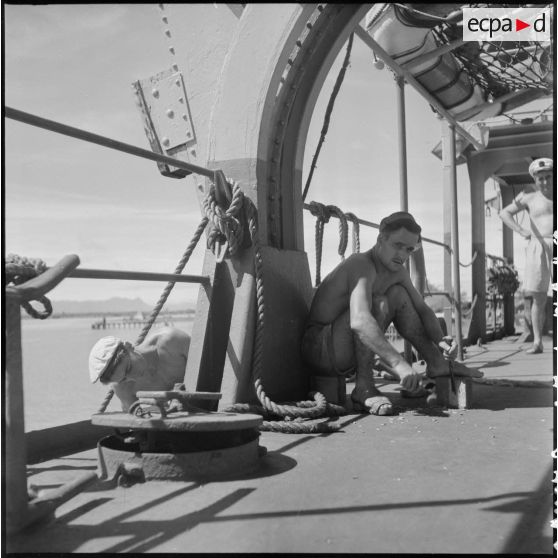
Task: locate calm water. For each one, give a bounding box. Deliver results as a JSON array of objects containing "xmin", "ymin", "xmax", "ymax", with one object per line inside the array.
[{"xmin": 20, "ymin": 316, "xmax": 193, "ymax": 431}]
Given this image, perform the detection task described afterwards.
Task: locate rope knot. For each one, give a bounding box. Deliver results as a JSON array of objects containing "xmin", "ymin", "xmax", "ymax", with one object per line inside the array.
[
  {"xmin": 4, "ymin": 253, "xmax": 53, "ymax": 319},
  {"xmin": 202, "ymin": 180, "xmax": 248, "ymax": 261},
  {"xmin": 308, "ymin": 201, "xmax": 330, "ymax": 223}
]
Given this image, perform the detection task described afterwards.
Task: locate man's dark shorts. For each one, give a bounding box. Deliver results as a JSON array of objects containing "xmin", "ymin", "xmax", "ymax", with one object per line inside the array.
[{"xmin": 301, "ymin": 321, "xmax": 355, "ymax": 377}]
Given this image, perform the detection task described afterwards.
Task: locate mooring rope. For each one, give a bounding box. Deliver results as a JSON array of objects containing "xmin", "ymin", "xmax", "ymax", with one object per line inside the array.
[
  {"xmin": 223, "ymin": 180, "xmax": 346, "ymax": 433},
  {"xmin": 4, "ymin": 254, "xmax": 53, "ymax": 319}
]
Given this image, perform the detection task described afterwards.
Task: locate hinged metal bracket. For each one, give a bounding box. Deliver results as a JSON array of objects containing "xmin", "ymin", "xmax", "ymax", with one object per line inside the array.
[{"xmin": 132, "ymin": 68, "xmax": 197, "ymax": 178}]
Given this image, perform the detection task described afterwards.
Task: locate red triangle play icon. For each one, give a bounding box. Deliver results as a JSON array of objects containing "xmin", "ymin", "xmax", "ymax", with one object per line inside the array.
[{"xmin": 516, "ymin": 18, "xmax": 530, "ymax": 31}]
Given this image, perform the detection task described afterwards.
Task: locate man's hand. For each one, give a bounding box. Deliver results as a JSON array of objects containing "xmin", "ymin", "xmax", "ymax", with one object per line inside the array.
[
  {"xmin": 399, "ymin": 367, "xmax": 422, "ymax": 393},
  {"xmin": 438, "ymin": 336, "xmax": 458, "ymax": 360},
  {"xmin": 519, "ymin": 228, "xmax": 531, "ymax": 240}
]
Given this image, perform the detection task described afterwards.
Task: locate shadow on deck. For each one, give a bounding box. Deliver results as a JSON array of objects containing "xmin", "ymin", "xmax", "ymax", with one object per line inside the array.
[{"xmin": 8, "ymin": 334, "xmax": 555, "ymax": 554}]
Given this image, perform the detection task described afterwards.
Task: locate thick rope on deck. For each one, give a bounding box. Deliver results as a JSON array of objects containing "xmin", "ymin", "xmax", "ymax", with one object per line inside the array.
[
  {"xmin": 223, "ymin": 181, "xmax": 346, "ymax": 433},
  {"xmin": 96, "ymin": 217, "xmax": 209, "ymax": 414},
  {"xmin": 5, "ymin": 254, "xmax": 53, "ymax": 319}
]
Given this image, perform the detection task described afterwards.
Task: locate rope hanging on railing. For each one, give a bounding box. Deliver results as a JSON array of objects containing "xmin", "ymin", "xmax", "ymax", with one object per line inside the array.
[
  {"xmin": 327, "ymin": 205, "xmax": 349, "ymax": 260},
  {"xmin": 4, "ymin": 254, "xmax": 53, "ymax": 319},
  {"xmin": 308, "ymin": 201, "xmax": 330, "ymax": 286},
  {"xmin": 345, "ymin": 212, "xmax": 361, "ymax": 253},
  {"xmin": 221, "ymin": 181, "xmax": 346, "ymax": 433},
  {"xmin": 308, "ymin": 202, "xmax": 362, "ymax": 286},
  {"xmin": 96, "ymin": 217, "xmax": 210, "ymax": 413}
]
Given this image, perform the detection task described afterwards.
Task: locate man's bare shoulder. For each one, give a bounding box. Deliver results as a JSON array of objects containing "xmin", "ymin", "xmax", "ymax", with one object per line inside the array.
[
  {"xmin": 336, "ymin": 252, "xmax": 377, "ymax": 285},
  {"xmin": 151, "ymin": 327, "xmax": 190, "ymax": 345},
  {"xmin": 516, "ymin": 190, "xmax": 538, "ymax": 204}
]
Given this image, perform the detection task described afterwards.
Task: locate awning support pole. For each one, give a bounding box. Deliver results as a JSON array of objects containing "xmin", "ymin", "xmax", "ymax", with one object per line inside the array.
[
  {"xmin": 396, "ymin": 76, "xmax": 414, "ymax": 364},
  {"xmin": 442, "ymin": 120, "xmax": 464, "ymax": 360}
]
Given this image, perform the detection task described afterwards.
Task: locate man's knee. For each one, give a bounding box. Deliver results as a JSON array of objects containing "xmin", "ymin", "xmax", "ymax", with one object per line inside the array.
[{"xmin": 385, "ymin": 284, "xmax": 413, "ymax": 314}]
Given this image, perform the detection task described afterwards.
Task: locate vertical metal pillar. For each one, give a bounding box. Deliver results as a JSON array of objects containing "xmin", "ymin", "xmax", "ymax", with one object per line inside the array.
[
  {"xmin": 501, "ymin": 187, "xmax": 517, "ymax": 335},
  {"xmin": 442, "ymin": 121, "xmax": 464, "ymax": 360},
  {"xmin": 441, "ymin": 121, "xmax": 453, "ymax": 337},
  {"xmin": 396, "ymin": 76, "xmax": 408, "ymax": 212},
  {"xmin": 396, "ymin": 76, "xmax": 413, "ymax": 363},
  {"xmin": 467, "ymin": 156, "xmax": 488, "ymax": 343},
  {"xmin": 6, "ymin": 293, "xmax": 29, "ymax": 533}
]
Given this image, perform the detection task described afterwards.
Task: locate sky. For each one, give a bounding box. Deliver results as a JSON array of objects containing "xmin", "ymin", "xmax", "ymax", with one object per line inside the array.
[{"xmin": 4, "ymin": 4, "xmax": 551, "ymax": 307}]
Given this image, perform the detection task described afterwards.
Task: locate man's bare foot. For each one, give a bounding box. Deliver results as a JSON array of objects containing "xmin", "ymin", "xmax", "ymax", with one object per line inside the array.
[
  {"xmin": 516, "ymin": 331, "xmax": 534, "ymax": 344},
  {"xmin": 426, "ymin": 359, "xmax": 484, "ymax": 379},
  {"xmin": 351, "ymin": 388, "xmax": 393, "ymax": 415},
  {"xmin": 525, "ymin": 344, "xmax": 543, "ymax": 354}
]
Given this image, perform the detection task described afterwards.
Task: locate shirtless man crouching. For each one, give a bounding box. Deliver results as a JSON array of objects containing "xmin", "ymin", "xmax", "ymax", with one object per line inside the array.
[
  {"xmin": 301, "ymin": 211, "xmax": 483, "ymax": 416},
  {"xmin": 89, "ymin": 327, "xmax": 190, "ymax": 411}
]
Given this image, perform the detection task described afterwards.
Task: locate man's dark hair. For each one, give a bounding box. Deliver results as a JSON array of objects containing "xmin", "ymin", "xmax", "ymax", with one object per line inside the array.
[{"xmin": 379, "ymin": 211, "xmax": 422, "ymax": 241}]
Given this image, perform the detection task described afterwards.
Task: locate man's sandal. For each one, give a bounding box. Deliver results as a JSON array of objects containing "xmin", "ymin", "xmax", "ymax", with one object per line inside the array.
[{"xmin": 351, "ymin": 394, "xmax": 394, "ymax": 416}]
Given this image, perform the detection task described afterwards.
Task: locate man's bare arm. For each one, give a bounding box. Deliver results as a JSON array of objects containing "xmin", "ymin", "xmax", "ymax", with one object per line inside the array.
[
  {"xmin": 499, "ymin": 200, "xmax": 531, "ymax": 238},
  {"xmin": 400, "ymin": 273, "xmax": 444, "ymax": 343},
  {"xmin": 348, "ymin": 268, "xmax": 414, "ymax": 379}
]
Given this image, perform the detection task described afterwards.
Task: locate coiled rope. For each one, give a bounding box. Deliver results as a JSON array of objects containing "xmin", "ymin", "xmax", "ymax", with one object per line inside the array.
[
  {"xmin": 223, "ymin": 180, "xmax": 346, "ymax": 433},
  {"xmin": 5, "ymin": 254, "xmax": 53, "ymax": 319}
]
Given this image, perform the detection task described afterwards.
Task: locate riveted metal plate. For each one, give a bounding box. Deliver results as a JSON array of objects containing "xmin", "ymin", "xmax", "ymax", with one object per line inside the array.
[{"xmin": 132, "ymin": 68, "xmax": 196, "ymax": 178}]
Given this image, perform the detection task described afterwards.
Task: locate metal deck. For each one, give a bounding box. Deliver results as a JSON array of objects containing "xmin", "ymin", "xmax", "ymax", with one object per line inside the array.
[{"xmin": 8, "ymin": 335, "xmax": 555, "ymax": 554}]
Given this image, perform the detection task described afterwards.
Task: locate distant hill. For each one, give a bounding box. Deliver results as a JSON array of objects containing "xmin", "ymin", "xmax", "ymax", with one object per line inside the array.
[{"xmin": 43, "ymin": 297, "xmax": 195, "ymax": 316}]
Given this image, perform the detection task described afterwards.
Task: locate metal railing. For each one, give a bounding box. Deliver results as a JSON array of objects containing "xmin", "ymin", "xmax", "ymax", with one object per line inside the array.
[
  {"xmin": 5, "ymin": 107, "xmax": 215, "ymax": 179},
  {"xmin": 69, "ymin": 268, "xmax": 209, "ymax": 285},
  {"xmin": 303, "ymin": 202, "xmax": 473, "ymax": 260}
]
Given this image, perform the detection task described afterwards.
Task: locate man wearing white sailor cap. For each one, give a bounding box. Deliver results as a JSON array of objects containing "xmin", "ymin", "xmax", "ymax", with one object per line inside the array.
[
  {"xmin": 89, "ymin": 327, "xmax": 190, "ymax": 411},
  {"xmin": 499, "ymin": 157, "xmax": 554, "ymax": 354}
]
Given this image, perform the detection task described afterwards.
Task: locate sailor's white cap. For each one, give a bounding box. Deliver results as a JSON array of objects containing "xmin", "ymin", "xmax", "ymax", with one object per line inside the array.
[
  {"xmin": 529, "ymin": 158, "xmax": 553, "ymax": 177},
  {"xmin": 89, "ymin": 336, "xmax": 122, "ymax": 383}
]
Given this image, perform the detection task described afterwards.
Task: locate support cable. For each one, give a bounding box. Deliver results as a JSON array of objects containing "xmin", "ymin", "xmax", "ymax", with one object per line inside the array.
[{"xmin": 302, "ymin": 33, "xmax": 354, "ymax": 202}]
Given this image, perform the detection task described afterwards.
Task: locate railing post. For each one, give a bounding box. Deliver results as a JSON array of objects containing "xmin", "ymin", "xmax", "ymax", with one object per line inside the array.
[
  {"xmin": 443, "ymin": 120, "xmax": 464, "ymax": 360},
  {"xmin": 5, "ymin": 293, "xmax": 30, "ymax": 533},
  {"xmin": 441, "ymin": 120, "xmax": 454, "ymax": 337},
  {"xmin": 396, "ymin": 75, "xmax": 414, "ymax": 364}
]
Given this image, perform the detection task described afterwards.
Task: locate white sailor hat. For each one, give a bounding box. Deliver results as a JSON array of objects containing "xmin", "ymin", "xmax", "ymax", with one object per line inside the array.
[
  {"xmin": 528, "ymin": 158, "xmax": 553, "ymax": 177},
  {"xmin": 89, "ymin": 336, "xmax": 123, "ymax": 383}
]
